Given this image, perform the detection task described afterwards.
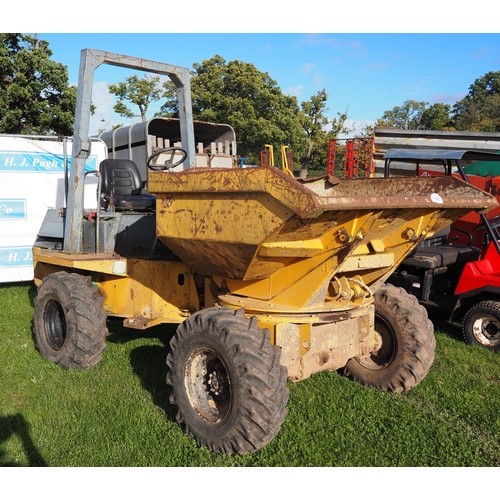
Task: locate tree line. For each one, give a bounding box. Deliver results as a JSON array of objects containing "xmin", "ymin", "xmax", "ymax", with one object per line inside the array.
[
  {"xmin": 372, "ymin": 73, "xmax": 500, "ymax": 134},
  {"xmin": 2, "ymin": 33, "xmax": 500, "ymax": 175}
]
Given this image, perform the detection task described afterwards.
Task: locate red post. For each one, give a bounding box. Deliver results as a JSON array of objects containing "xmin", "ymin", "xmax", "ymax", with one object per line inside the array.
[
  {"xmin": 327, "ymin": 139, "xmax": 334, "ymax": 175},
  {"xmin": 344, "ymin": 140, "xmax": 355, "ymax": 178}
]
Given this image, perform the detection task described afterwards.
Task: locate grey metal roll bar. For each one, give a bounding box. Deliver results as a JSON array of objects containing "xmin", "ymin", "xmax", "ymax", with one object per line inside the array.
[{"xmin": 64, "ymin": 48, "xmax": 196, "ymax": 253}]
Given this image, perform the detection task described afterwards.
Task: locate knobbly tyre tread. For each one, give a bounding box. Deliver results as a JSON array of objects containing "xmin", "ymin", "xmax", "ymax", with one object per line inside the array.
[
  {"xmin": 33, "ymin": 271, "xmax": 108, "ymax": 370},
  {"xmin": 166, "ymin": 307, "xmax": 289, "ymax": 455},
  {"xmin": 462, "ymin": 300, "xmax": 500, "ymax": 352},
  {"xmin": 343, "ymin": 283, "xmax": 435, "ymax": 393}
]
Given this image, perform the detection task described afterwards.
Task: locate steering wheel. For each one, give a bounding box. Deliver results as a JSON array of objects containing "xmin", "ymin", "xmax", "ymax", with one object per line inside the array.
[
  {"xmin": 147, "ymin": 147, "xmax": 188, "ymax": 171},
  {"xmin": 476, "ymin": 213, "xmax": 500, "ymax": 231}
]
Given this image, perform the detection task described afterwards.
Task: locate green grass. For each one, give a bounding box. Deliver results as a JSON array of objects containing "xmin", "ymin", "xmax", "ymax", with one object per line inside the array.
[{"xmin": 1, "ymin": 282, "xmax": 500, "ymax": 467}]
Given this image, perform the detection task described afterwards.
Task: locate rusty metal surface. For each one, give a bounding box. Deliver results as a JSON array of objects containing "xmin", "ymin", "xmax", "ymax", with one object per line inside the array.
[
  {"xmin": 375, "ymin": 127, "xmax": 500, "ymax": 153},
  {"xmin": 150, "ymin": 166, "xmax": 497, "ymax": 214},
  {"xmin": 275, "ymin": 305, "xmax": 376, "ymax": 381},
  {"xmin": 373, "ymin": 127, "xmax": 500, "ymax": 175},
  {"xmin": 147, "ymin": 165, "xmax": 498, "ymax": 311}
]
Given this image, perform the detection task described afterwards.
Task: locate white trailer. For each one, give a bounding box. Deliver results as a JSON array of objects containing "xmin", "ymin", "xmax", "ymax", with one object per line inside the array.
[
  {"xmin": 0, "ymin": 135, "xmax": 107, "ymax": 282},
  {"xmin": 98, "ymin": 117, "xmax": 238, "ymax": 183}
]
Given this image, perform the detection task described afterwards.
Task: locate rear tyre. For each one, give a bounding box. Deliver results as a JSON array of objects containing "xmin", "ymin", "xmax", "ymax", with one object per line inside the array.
[
  {"xmin": 33, "ymin": 271, "xmax": 107, "ymax": 369},
  {"xmin": 343, "ymin": 283, "xmax": 435, "ymax": 393},
  {"xmin": 166, "ymin": 307, "xmax": 289, "ymax": 455},
  {"xmin": 463, "ymin": 300, "xmax": 500, "ymax": 352}
]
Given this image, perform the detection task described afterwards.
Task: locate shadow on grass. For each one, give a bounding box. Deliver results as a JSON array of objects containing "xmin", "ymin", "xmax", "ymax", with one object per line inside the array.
[
  {"xmin": 0, "ymin": 413, "xmax": 47, "ymax": 467},
  {"xmin": 26, "ymin": 282, "xmax": 37, "ymax": 307},
  {"xmin": 129, "ymin": 345, "xmax": 178, "ymax": 422},
  {"xmin": 106, "ymin": 319, "xmax": 179, "ymax": 422},
  {"xmin": 427, "ymin": 310, "xmax": 464, "ymax": 343},
  {"xmin": 105, "ymin": 318, "xmax": 176, "ymax": 345}
]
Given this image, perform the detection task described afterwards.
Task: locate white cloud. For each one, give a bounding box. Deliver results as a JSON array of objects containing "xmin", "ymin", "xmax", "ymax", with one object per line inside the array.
[
  {"xmin": 300, "ymin": 34, "xmax": 341, "ymax": 48},
  {"xmin": 313, "ymin": 72, "xmax": 327, "ymax": 87},
  {"xmin": 365, "ymin": 61, "xmax": 390, "ymax": 72},
  {"xmin": 302, "ymin": 62, "xmax": 316, "ymax": 74},
  {"xmin": 285, "ymin": 85, "xmax": 305, "ymax": 97}
]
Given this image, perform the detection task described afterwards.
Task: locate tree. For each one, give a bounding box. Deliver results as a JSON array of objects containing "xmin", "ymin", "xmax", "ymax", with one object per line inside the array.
[
  {"xmin": 108, "ymin": 74, "xmax": 163, "ymax": 123},
  {"xmin": 420, "ymin": 103, "xmax": 453, "ymax": 130},
  {"xmin": 159, "ymin": 55, "xmax": 305, "ymax": 164},
  {"xmin": 298, "ymin": 90, "xmax": 329, "ymax": 177},
  {"xmin": 0, "ymin": 33, "xmax": 76, "ymax": 135},
  {"xmin": 375, "ymin": 100, "xmax": 428, "ymax": 130},
  {"xmin": 453, "ymin": 71, "xmax": 500, "ymax": 132},
  {"xmin": 298, "ymin": 90, "xmax": 350, "ymax": 177}
]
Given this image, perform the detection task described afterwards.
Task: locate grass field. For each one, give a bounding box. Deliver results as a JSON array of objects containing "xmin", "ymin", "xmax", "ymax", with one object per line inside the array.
[{"xmin": 1, "ymin": 281, "xmax": 500, "ymax": 467}]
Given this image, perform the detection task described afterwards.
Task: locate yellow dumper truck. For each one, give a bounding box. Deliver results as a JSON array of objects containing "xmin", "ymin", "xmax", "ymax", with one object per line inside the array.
[{"xmin": 32, "ymin": 49, "xmax": 498, "ymax": 455}]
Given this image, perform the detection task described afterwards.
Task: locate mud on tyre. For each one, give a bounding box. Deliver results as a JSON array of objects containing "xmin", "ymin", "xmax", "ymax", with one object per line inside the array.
[
  {"xmin": 166, "ymin": 307, "xmax": 289, "ymax": 455},
  {"xmin": 343, "ymin": 283, "xmax": 435, "ymax": 393},
  {"xmin": 33, "ymin": 271, "xmax": 108, "ymax": 370}
]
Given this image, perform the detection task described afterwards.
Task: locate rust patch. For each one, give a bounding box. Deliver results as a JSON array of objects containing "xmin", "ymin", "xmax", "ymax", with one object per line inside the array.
[{"xmin": 319, "ymin": 351, "xmax": 330, "ymax": 366}]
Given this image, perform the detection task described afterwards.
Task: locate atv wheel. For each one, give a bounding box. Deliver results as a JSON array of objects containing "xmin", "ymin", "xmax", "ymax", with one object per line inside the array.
[
  {"xmin": 33, "ymin": 272, "xmax": 107, "ymax": 369},
  {"xmin": 166, "ymin": 307, "xmax": 289, "ymax": 455},
  {"xmin": 463, "ymin": 300, "xmax": 500, "ymax": 352},
  {"xmin": 343, "ymin": 283, "xmax": 435, "ymax": 393}
]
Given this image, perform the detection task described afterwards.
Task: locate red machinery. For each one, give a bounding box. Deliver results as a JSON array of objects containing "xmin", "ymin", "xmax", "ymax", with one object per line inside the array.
[
  {"xmin": 385, "ymin": 149, "xmax": 500, "ymax": 352},
  {"xmin": 327, "ymin": 137, "xmax": 375, "ymax": 178}
]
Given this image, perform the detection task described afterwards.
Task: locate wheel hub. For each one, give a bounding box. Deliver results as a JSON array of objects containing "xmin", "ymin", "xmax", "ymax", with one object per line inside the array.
[
  {"xmin": 44, "ymin": 299, "xmax": 66, "ymax": 351},
  {"xmin": 472, "ymin": 315, "xmax": 500, "ymax": 346},
  {"xmin": 358, "ymin": 316, "xmax": 396, "ymax": 370},
  {"xmin": 185, "ymin": 348, "xmax": 231, "ymax": 424},
  {"xmin": 207, "ymin": 365, "xmax": 227, "ymax": 396}
]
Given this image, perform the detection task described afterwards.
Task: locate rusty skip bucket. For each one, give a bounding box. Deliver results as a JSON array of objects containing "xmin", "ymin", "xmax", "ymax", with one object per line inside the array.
[{"xmin": 148, "ymin": 167, "xmax": 498, "ymax": 311}]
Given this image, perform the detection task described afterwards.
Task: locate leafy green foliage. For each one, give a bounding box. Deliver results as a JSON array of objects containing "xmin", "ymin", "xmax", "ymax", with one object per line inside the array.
[
  {"xmin": 376, "ymin": 100, "xmax": 454, "ymax": 132},
  {"xmin": 299, "ymin": 89, "xmax": 350, "ymax": 175},
  {"xmin": 160, "ymin": 58, "xmax": 352, "ymax": 170},
  {"xmin": 299, "ymin": 89, "xmax": 330, "ymax": 175},
  {"xmin": 0, "ymin": 34, "xmax": 76, "ymax": 135},
  {"xmin": 160, "ymin": 55, "xmax": 306, "ymax": 164},
  {"xmin": 375, "ymin": 99, "xmax": 429, "ymax": 130},
  {"xmin": 421, "ymin": 102, "xmax": 454, "ymax": 130},
  {"xmin": 2, "ymin": 283, "xmax": 500, "ymax": 466},
  {"xmin": 108, "ymin": 74, "xmax": 163, "ymax": 123},
  {"xmin": 377, "ymin": 71, "xmax": 500, "ymax": 133},
  {"xmin": 453, "ymin": 71, "xmax": 500, "ymax": 132}
]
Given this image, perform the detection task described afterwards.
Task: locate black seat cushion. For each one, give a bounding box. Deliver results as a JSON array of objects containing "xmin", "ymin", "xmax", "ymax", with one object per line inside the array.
[
  {"xmin": 100, "ymin": 159, "xmax": 155, "ymax": 211},
  {"xmin": 402, "ymin": 245, "xmax": 480, "ymax": 269}
]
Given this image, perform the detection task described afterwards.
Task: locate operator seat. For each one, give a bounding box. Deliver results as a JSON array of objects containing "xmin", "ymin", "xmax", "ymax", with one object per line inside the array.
[
  {"xmin": 99, "ymin": 159, "xmax": 155, "ymax": 211},
  {"xmin": 402, "ymin": 225, "xmax": 479, "ymax": 270}
]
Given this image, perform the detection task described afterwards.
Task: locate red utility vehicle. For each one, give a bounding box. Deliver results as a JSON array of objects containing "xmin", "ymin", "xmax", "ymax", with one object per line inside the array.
[{"xmin": 385, "ymin": 149, "xmax": 500, "ymax": 352}]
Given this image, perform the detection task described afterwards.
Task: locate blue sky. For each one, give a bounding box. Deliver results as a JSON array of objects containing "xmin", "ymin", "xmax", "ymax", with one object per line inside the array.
[{"xmin": 27, "ymin": 30, "xmax": 500, "ymax": 136}]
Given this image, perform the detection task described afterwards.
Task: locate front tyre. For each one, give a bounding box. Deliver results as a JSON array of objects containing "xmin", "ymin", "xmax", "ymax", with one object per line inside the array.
[
  {"xmin": 33, "ymin": 272, "xmax": 108, "ymax": 369},
  {"xmin": 166, "ymin": 307, "xmax": 289, "ymax": 455},
  {"xmin": 463, "ymin": 300, "xmax": 500, "ymax": 352},
  {"xmin": 343, "ymin": 283, "xmax": 435, "ymax": 393}
]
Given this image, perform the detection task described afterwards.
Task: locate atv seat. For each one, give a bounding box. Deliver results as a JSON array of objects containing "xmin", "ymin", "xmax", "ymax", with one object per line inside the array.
[
  {"xmin": 401, "ymin": 244, "xmax": 480, "ymax": 270},
  {"xmin": 402, "ymin": 224, "xmax": 479, "ymax": 270},
  {"xmin": 100, "ymin": 159, "xmax": 155, "ymax": 211}
]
